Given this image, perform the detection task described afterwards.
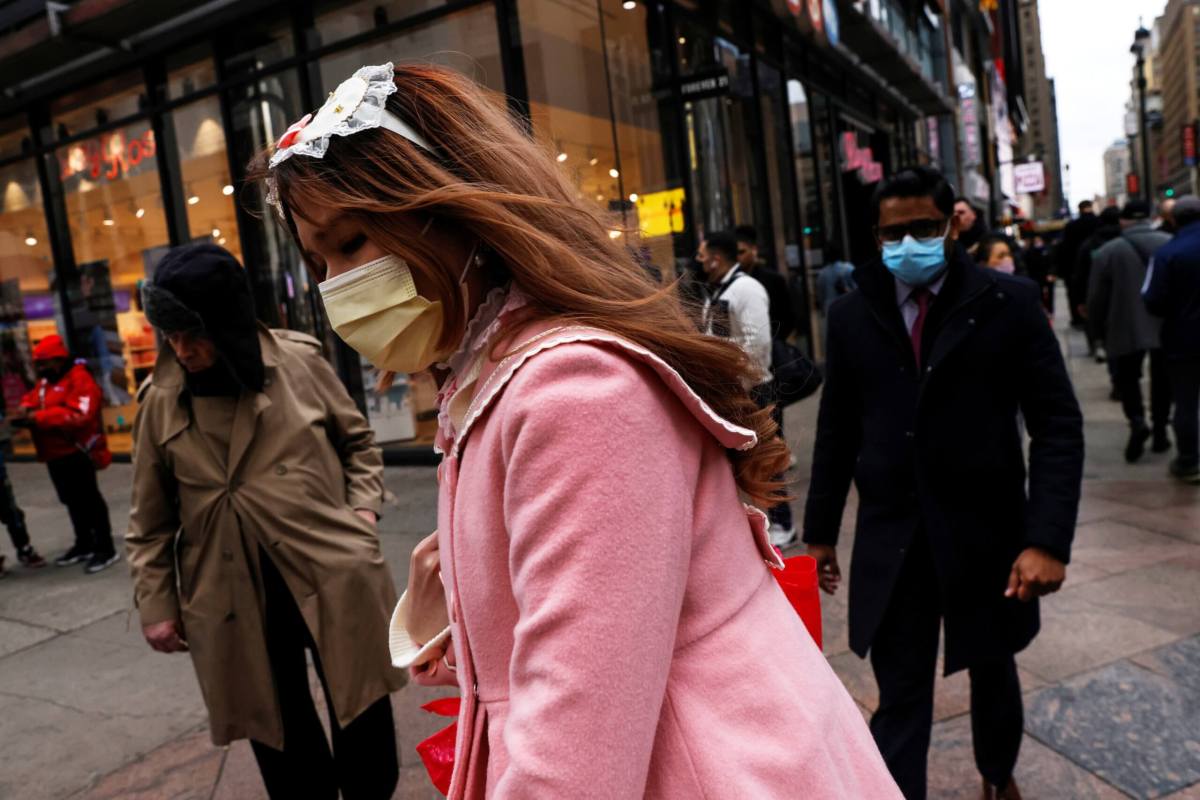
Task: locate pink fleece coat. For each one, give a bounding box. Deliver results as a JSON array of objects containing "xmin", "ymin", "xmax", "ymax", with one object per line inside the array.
[{"xmin": 437, "ymin": 324, "xmax": 900, "ymax": 798}]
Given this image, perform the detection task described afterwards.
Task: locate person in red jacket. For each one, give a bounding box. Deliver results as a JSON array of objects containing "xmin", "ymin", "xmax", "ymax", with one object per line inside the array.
[{"xmin": 14, "ymin": 335, "xmax": 116, "ymax": 573}]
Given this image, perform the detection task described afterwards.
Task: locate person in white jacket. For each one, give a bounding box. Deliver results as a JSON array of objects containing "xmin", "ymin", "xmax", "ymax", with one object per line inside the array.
[
  {"xmin": 697, "ymin": 231, "xmax": 796, "ymax": 545},
  {"xmin": 698, "ymin": 230, "xmax": 772, "ymax": 385}
]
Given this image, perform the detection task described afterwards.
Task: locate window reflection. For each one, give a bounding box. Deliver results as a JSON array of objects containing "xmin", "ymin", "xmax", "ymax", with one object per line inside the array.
[
  {"xmin": 0, "ymin": 158, "xmax": 52, "ymax": 455},
  {"xmin": 53, "ymin": 118, "xmax": 170, "ymax": 453}
]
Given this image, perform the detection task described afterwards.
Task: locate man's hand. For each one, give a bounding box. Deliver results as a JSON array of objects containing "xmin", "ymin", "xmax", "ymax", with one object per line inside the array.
[
  {"xmin": 806, "ymin": 544, "xmax": 842, "ymax": 595},
  {"xmin": 355, "ymin": 508, "xmax": 378, "ymax": 527},
  {"xmin": 1005, "ymin": 546, "xmax": 1066, "ymax": 602},
  {"xmin": 405, "ymin": 532, "xmax": 450, "ymax": 644},
  {"xmin": 143, "ymin": 619, "xmax": 188, "ymax": 653}
]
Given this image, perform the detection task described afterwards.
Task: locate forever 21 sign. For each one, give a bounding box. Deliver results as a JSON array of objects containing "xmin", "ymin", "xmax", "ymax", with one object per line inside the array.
[{"xmin": 58, "ymin": 128, "xmax": 157, "ymax": 183}]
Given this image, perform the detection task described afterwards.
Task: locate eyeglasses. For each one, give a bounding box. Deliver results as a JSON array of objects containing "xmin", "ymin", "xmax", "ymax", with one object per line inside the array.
[{"xmin": 876, "ymin": 219, "xmax": 949, "ymax": 244}]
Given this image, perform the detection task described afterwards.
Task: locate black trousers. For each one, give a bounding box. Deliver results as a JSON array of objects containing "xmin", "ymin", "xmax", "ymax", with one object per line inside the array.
[
  {"xmin": 868, "ymin": 535, "xmax": 1023, "ymax": 800},
  {"xmin": 0, "ymin": 455, "xmax": 29, "ymax": 551},
  {"xmin": 751, "ymin": 381, "xmax": 793, "ymax": 530},
  {"xmin": 1169, "ymin": 358, "xmax": 1200, "ymax": 469},
  {"xmin": 252, "ymin": 550, "xmax": 398, "ymax": 800},
  {"xmin": 1113, "ymin": 349, "xmax": 1172, "ymax": 429},
  {"xmin": 46, "ymin": 452, "xmax": 113, "ymax": 554}
]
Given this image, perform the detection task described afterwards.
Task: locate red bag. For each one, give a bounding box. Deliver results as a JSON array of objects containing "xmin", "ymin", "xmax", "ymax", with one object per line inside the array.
[
  {"xmin": 416, "ymin": 697, "xmax": 461, "ymax": 796},
  {"xmin": 771, "ymin": 554, "xmax": 823, "ymax": 650}
]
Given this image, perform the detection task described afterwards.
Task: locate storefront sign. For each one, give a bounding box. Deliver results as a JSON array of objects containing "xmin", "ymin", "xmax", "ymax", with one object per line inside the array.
[
  {"xmin": 1014, "ymin": 162, "xmax": 1046, "ymax": 194},
  {"xmin": 960, "ymin": 96, "xmax": 982, "ymax": 166},
  {"xmin": 679, "ymin": 70, "xmax": 729, "ymax": 101},
  {"xmin": 840, "ymin": 132, "xmax": 884, "ymax": 185},
  {"xmin": 1182, "ymin": 122, "xmax": 1197, "ymax": 167},
  {"xmin": 635, "ymin": 188, "xmax": 686, "ymax": 239},
  {"xmin": 58, "ymin": 128, "xmax": 156, "ymax": 183}
]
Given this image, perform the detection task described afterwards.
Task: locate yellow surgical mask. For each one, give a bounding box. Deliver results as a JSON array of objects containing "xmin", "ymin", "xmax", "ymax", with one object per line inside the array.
[{"xmin": 319, "ymin": 254, "xmax": 451, "ymax": 374}]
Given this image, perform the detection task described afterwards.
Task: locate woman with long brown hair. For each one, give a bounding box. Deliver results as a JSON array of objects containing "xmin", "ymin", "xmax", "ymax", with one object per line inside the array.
[{"xmin": 257, "ymin": 62, "xmax": 899, "ymax": 799}]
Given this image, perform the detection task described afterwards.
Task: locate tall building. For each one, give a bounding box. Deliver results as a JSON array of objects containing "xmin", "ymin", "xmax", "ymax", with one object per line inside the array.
[
  {"xmin": 1156, "ymin": 0, "xmax": 1200, "ymax": 196},
  {"xmin": 1104, "ymin": 140, "xmax": 1132, "ymax": 208},
  {"xmin": 1016, "ymin": 0, "xmax": 1064, "ymax": 219}
]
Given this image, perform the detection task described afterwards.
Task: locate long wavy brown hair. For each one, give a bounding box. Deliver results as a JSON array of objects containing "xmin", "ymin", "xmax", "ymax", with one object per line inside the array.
[{"xmin": 252, "ymin": 64, "xmax": 787, "ymax": 505}]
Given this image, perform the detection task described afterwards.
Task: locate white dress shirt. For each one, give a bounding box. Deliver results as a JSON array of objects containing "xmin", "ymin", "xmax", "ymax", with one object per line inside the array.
[{"xmin": 894, "ymin": 272, "xmax": 948, "ymax": 334}]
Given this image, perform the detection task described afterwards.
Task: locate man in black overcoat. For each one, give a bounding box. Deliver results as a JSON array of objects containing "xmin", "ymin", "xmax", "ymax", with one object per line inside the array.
[{"xmin": 803, "ymin": 166, "xmax": 1084, "ymax": 800}]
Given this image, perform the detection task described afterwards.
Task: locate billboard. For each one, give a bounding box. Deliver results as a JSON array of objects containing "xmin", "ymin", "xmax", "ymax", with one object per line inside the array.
[{"xmin": 1014, "ymin": 161, "xmax": 1046, "ymax": 194}]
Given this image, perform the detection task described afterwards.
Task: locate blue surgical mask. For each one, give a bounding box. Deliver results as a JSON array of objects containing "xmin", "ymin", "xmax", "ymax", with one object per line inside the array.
[{"xmin": 881, "ymin": 227, "xmax": 949, "ymax": 286}]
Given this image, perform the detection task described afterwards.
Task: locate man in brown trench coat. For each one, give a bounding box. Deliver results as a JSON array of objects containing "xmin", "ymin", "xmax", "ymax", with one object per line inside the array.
[{"xmin": 126, "ymin": 244, "xmax": 405, "ymax": 800}]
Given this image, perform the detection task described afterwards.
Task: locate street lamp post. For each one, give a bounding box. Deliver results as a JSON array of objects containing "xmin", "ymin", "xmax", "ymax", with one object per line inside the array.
[{"xmin": 1132, "ymin": 25, "xmax": 1153, "ymax": 203}]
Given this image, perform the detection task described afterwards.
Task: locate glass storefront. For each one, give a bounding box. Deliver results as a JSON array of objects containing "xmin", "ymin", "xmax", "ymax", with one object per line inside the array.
[{"xmin": 0, "ymin": 0, "xmax": 931, "ymax": 458}]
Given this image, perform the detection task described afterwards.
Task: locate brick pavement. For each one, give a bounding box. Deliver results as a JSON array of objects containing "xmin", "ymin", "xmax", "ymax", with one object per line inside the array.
[{"xmin": 0, "ymin": 312, "xmax": 1197, "ymax": 799}]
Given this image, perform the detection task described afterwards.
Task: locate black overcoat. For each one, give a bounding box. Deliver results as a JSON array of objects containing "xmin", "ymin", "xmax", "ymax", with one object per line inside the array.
[{"xmin": 802, "ymin": 250, "xmax": 1084, "ymax": 673}]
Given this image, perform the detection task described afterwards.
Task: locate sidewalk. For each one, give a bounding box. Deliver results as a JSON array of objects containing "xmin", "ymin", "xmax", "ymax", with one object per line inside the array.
[{"xmin": 0, "ymin": 311, "xmax": 1197, "ymax": 799}]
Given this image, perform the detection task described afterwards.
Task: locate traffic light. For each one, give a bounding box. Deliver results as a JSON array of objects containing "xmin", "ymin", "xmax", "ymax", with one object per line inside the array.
[{"xmin": 1165, "ymin": 188, "xmax": 1176, "ymax": 198}]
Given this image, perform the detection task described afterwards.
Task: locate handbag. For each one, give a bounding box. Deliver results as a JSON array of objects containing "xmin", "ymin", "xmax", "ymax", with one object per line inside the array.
[
  {"xmin": 771, "ymin": 554, "xmax": 823, "ymax": 649},
  {"xmin": 771, "ymin": 339, "xmax": 823, "ymax": 408}
]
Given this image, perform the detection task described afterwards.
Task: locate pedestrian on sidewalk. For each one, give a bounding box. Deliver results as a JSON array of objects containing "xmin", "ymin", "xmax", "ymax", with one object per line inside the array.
[
  {"xmin": 1059, "ymin": 200, "xmax": 1100, "ymax": 330},
  {"xmin": 1076, "ymin": 207, "xmax": 1124, "ymax": 379},
  {"xmin": 735, "ymin": 225, "xmax": 797, "ymax": 340},
  {"xmin": 975, "ymin": 234, "xmax": 1018, "ymax": 274},
  {"xmin": 804, "ymin": 166, "xmax": 1084, "ymax": 800},
  {"xmin": 1142, "ymin": 195, "xmax": 1200, "ymax": 484},
  {"xmin": 0, "ymin": 439, "xmax": 44, "ymax": 577},
  {"xmin": 1087, "ymin": 200, "xmax": 1173, "ymax": 463},
  {"xmin": 731, "ymin": 226, "xmax": 802, "ymax": 545},
  {"xmin": 953, "ymin": 197, "xmax": 987, "ymax": 256},
  {"xmin": 12, "ymin": 335, "xmax": 115, "ymax": 574},
  {"xmin": 259, "ymin": 61, "xmax": 901, "ymax": 799},
  {"xmin": 126, "ymin": 243, "xmax": 403, "ymax": 800}
]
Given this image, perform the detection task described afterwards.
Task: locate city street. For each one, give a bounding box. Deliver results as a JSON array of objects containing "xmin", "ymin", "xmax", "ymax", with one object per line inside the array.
[{"xmin": 0, "ymin": 301, "xmax": 1195, "ymax": 800}]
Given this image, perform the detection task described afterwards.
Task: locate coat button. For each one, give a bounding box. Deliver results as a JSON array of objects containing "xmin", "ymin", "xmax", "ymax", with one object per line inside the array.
[
  {"xmin": 275, "ymin": 464, "xmax": 287, "ymax": 476},
  {"xmin": 225, "ymin": 611, "xmax": 236, "ymax": 622},
  {"xmin": 968, "ymin": 318, "xmax": 976, "ymax": 325},
  {"xmin": 905, "ymin": 431, "xmax": 915, "ymax": 439},
  {"xmin": 222, "ymin": 549, "xmax": 233, "ymax": 561},
  {"xmin": 925, "ymin": 365, "xmax": 933, "ymax": 373}
]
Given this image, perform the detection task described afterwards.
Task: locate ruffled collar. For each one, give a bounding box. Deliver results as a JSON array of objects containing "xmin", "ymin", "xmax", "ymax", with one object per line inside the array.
[{"xmin": 434, "ymin": 285, "xmax": 529, "ymax": 454}]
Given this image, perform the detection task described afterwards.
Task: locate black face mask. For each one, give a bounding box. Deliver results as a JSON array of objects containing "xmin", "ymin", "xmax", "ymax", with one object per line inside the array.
[{"xmin": 36, "ymin": 367, "xmax": 63, "ymax": 383}]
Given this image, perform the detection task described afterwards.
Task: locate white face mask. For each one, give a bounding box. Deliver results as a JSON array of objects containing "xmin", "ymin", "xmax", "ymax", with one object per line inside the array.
[{"xmin": 319, "ymin": 254, "xmax": 450, "ymax": 374}]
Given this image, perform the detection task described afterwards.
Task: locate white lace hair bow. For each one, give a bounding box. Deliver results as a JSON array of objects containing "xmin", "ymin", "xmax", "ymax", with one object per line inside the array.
[{"xmin": 265, "ymin": 62, "xmax": 432, "ymax": 212}]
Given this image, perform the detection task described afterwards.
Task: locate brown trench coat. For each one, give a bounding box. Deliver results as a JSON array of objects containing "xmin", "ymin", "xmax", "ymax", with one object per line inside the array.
[{"xmin": 126, "ymin": 326, "xmax": 405, "ymax": 749}]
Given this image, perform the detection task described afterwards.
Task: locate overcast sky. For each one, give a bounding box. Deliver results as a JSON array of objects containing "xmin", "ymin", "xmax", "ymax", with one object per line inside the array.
[{"xmin": 1039, "ymin": 0, "xmax": 1166, "ymax": 207}]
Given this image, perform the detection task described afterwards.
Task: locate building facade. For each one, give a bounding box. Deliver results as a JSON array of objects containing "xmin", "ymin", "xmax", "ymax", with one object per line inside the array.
[
  {"xmin": 0, "ymin": 0, "xmax": 967, "ymax": 459},
  {"xmin": 1103, "ymin": 139, "xmax": 1132, "ymax": 208},
  {"xmin": 1155, "ymin": 0, "xmax": 1200, "ymax": 197},
  {"xmin": 1015, "ymin": 0, "xmax": 1063, "ymax": 220}
]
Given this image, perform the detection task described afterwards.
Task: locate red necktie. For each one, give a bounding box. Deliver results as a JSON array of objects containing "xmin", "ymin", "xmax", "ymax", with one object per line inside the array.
[{"xmin": 910, "ymin": 288, "xmax": 931, "ymax": 368}]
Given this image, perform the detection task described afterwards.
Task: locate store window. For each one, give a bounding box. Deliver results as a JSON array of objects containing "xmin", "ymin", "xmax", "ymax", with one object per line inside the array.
[
  {"xmin": 221, "ymin": 17, "xmax": 295, "ymax": 80},
  {"xmin": 519, "ymin": 0, "xmax": 622, "ymax": 219},
  {"xmin": 0, "ymin": 117, "xmax": 33, "ymax": 162},
  {"xmin": 224, "ymin": 70, "xmax": 323, "ymax": 341},
  {"xmin": 787, "ymin": 80, "xmax": 828, "ymax": 265},
  {"xmin": 169, "ymin": 95, "xmax": 242, "ymax": 260},
  {"xmin": 309, "ymin": 0, "xmax": 450, "ymax": 47},
  {"xmin": 318, "ymin": 4, "xmax": 505, "ymax": 94},
  {"xmin": 52, "ymin": 117, "xmax": 169, "ymax": 454},
  {"xmin": 51, "ymin": 71, "xmax": 147, "ymax": 140},
  {"xmin": 0, "ymin": 158, "xmax": 53, "ymax": 455},
  {"xmin": 600, "ymin": 0, "xmax": 680, "ymax": 276},
  {"xmin": 675, "ymin": 17, "xmax": 756, "ymax": 240},
  {"xmin": 163, "ymin": 45, "xmax": 219, "ymax": 101}
]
